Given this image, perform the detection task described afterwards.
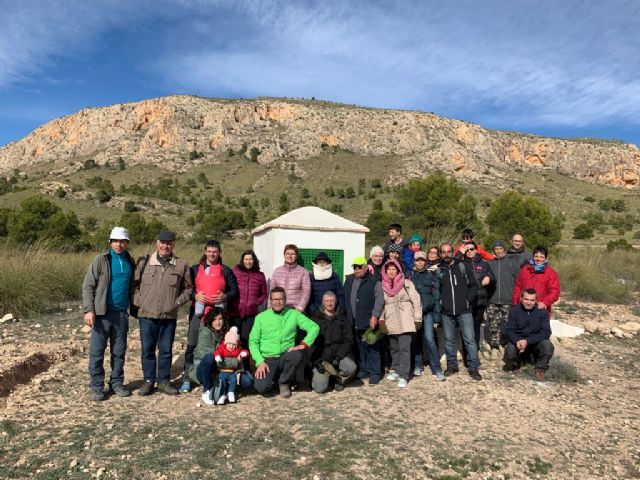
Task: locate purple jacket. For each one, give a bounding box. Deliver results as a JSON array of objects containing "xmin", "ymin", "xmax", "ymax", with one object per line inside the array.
[
  {"xmin": 269, "ymin": 263, "xmax": 311, "ymax": 311},
  {"xmin": 228, "ymin": 267, "xmax": 268, "ymax": 319}
]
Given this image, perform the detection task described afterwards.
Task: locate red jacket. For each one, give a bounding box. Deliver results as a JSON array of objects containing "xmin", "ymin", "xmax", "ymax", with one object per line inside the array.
[
  {"xmin": 454, "ymin": 243, "xmax": 495, "ymax": 261},
  {"xmin": 228, "ymin": 267, "xmax": 267, "ymax": 319},
  {"xmin": 512, "ymin": 264, "xmax": 560, "ymax": 312}
]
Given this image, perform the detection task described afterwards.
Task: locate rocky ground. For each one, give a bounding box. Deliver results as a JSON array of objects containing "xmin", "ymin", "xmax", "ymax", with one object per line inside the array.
[{"xmin": 0, "ymin": 301, "xmax": 639, "ymax": 480}]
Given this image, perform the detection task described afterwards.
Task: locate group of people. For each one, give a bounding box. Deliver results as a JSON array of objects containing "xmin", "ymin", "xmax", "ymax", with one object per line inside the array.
[{"xmin": 82, "ymin": 223, "xmax": 560, "ymax": 404}]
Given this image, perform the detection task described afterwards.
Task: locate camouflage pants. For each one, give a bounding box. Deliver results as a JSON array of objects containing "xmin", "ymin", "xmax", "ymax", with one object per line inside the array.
[{"xmin": 485, "ymin": 304, "xmax": 510, "ymax": 349}]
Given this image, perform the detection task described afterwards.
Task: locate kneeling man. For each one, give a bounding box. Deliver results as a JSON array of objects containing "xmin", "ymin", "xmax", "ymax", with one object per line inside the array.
[
  {"xmin": 504, "ymin": 288, "xmax": 554, "ymax": 381},
  {"xmin": 250, "ymin": 287, "xmax": 319, "ymax": 398}
]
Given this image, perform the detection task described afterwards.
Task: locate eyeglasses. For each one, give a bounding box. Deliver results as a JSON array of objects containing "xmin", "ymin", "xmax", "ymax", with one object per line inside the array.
[
  {"xmin": 353, "ymin": 265, "xmax": 364, "ymax": 270},
  {"xmin": 467, "ymin": 248, "xmax": 476, "ymax": 251}
]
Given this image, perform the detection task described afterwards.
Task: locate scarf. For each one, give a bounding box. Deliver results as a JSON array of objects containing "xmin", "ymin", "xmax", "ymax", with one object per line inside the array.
[
  {"xmin": 529, "ymin": 259, "xmax": 548, "ymax": 273},
  {"xmin": 381, "ymin": 259, "xmax": 405, "ymax": 296},
  {"xmin": 313, "ymin": 263, "xmax": 333, "ymax": 281}
]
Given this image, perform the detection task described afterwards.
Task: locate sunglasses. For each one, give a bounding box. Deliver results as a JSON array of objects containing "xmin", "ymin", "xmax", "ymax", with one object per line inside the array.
[{"xmin": 353, "ymin": 265, "xmax": 364, "ymax": 270}]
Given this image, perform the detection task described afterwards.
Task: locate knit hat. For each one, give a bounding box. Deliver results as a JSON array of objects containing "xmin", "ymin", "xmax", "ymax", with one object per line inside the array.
[
  {"xmin": 224, "ymin": 326, "xmax": 239, "ymax": 347},
  {"xmin": 109, "ymin": 226, "xmax": 129, "ymax": 241},
  {"xmin": 414, "ymin": 250, "xmax": 427, "ymax": 261},
  {"xmin": 351, "ymin": 256, "xmax": 367, "ymax": 266},
  {"xmin": 369, "ymin": 245, "xmax": 384, "ymax": 258},
  {"xmin": 408, "ymin": 234, "xmax": 423, "ymax": 246},
  {"xmin": 388, "ymin": 243, "xmax": 402, "ymax": 253},
  {"xmin": 492, "ymin": 239, "xmax": 506, "ymax": 249}
]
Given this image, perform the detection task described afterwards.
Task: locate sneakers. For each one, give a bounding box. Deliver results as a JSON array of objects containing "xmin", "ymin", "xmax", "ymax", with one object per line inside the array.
[
  {"xmin": 157, "ymin": 382, "xmax": 178, "ymax": 396},
  {"xmin": 228, "ymin": 392, "xmax": 236, "ymax": 403},
  {"xmin": 90, "ymin": 389, "xmax": 106, "ymax": 401},
  {"xmin": 413, "ymin": 368, "xmax": 424, "ymax": 377},
  {"xmin": 201, "ymin": 390, "xmax": 214, "ymax": 405},
  {"xmin": 178, "ymin": 380, "xmax": 191, "ymax": 394},
  {"xmin": 469, "ymin": 370, "xmax": 483, "ymax": 381},
  {"xmin": 386, "ymin": 372, "xmax": 400, "ymax": 381},
  {"xmin": 444, "ymin": 367, "xmax": 459, "ymax": 377},
  {"xmin": 397, "ymin": 378, "xmax": 408, "ymax": 388},
  {"xmin": 433, "ymin": 371, "xmax": 446, "ymax": 382},
  {"xmin": 138, "ymin": 381, "xmax": 154, "ymax": 396},
  {"xmin": 109, "ymin": 384, "xmax": 131, "ymax": 397},
  {"xmin": 217, "ymin": 395, "xmax": 227, "ymax": 405},
  {"xmin": 279, "ymin": 384, "xmax": 291, "ymax": 398},
  {"xmin": 534, "ymin": 368, "xmax": 546, "ymax": 382}
]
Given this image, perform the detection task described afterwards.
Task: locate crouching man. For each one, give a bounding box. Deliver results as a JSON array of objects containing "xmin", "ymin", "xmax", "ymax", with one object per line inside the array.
[
  {"xmin": 250, "ymin": 287, "xmax": 319, "ymax": 398},
  {"xmin": 504, "ymin": 288, "xmax": 554, "ymax": 381}
]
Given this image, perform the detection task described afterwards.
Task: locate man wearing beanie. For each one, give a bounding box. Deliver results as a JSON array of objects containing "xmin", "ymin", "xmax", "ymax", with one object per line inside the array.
[{"xmin": 82, "ymin": 227, "xmax": 136, "ymax": 401}]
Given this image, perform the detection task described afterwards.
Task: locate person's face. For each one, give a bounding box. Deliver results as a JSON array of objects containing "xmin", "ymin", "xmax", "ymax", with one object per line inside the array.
[
  {"xmin": 284, "ymin": 249, "xmax": 297, "ymax": 265},
  {"xmin": 440, "ymin": 245, "xmax": 452, "ymax": 262},
  {"xmin": 156, "ymin": 240, "xmax": 175, "ymax": 258},
  {"xmin": 494, "ymin": 246, "xmax": 506, "ymax": 258},
  {"xmin": 271, "ymin": 292, "xmax": 286, "ymax": 313},
  {"xmin": 462, "ymin": 235, "xmax": 473, "ymax": 243},
  {"xmin": 428, "ymin": 249, "xmax": 440, "ymax": 262},
  {"xmin": 371, "ymin": 252, "xmax": 384, "ymax": 265},
  {"xmin": 465, "ymin": 246, "xmax": 477, "ymax": 259},
  {"xmin": 110, "ymin": 239, "xmax": 129, "ymax": 254},
  {"xmin": 414, "ymin": 258, "xmax": 427, "ymax": 270},
  {"xmin": 242, "ymin": 254, "xmax": 254, "ymax": 270},
  {"xmin": 410, "ymin": 241, "xmax": 421, "ymax": 250},
  {"xmin": 511, "ymin": 235, "xmax": 524, "ymax": 250},
  {"xmin": 388, "ymin": 251, "xmax": 400, "ymax": 261},
  {"xmin": 212, "ymin": 315, "xmax": 224, "ymax": 331},
  {"xmin": 225, "ymin": 341, "xmax": 237, "ymax": 351},
  {"xmin": 322, "ymin": 295, "xmax": 336, "ymax": 313},
  {"xmin": 353, "ymin": 264, "xmax": 365, "ymax": 278},
  {"xmin": 388, "ymin": 228, "xmax": 400, "ymax": 241},
  {"xmin": 316, "ymin": 259, "xmax": 329, "ymax": 267},
  {"xmin": 521, "ymin": 292, "xmax": 537, "ymax": 310},
  {"xmin": 533, "ymin": 251, "xmax": 547, "ymax": 265},
  {"xmin": 205, "ymin": 246, "xmax": 221, "ymax": 265},
  {"xmin": 386, "ymin": 264, "xmax": 398, "ymax": 279}
]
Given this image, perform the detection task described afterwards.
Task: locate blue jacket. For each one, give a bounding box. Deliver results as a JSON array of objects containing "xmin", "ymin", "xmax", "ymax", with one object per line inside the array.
[
  {"xmin": 308, "ymin": 272, "xmax": 345, "ymax": 316},
  {"xmin": 506, "ymin": 304, "xmax": 551, "ymax": 345}
]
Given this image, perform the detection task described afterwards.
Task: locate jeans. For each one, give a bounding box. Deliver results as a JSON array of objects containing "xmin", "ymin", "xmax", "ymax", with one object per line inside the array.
[
  {"xmin": 138, "ymin": 317, "xmax": 177, "ymax": 384},
  {"xmin": 422, "ymin": 313, "xmax": 442, "ymax": 374},
  {"xmin": 354, "ymin": 329, "xmax": 383, "ymax": 382},
  {"xmin": 253, "ymin": 350, "xmax": 304, "ymax": 394},
  {"xmin": 88, "ymin": 310, "xmax": 129, "ymax": 390},
  {"xmin": 219, "ymin": 371, "xmax": 238, "ymax": 396},
  {"xmin": 504, "ymin": 340, "xmax": 555, "ymax": 371},
  {"xmin": 389, "ymin": 333, "xmax": 412, "ymax": 380},
  {"xmin": 182, "ymin": 313, "xmax": 201, "ymax": 378},
  {"xmin": 442, "ymin": 312, "xmax": 480, "ymax": 371},
  {"xmin": 196, "ymin": 354, "xmax": 254, "ymax": 392}
]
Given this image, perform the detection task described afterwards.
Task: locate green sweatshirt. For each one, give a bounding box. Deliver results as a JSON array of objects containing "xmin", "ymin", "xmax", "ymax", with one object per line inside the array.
[{"xmin": 249, "ymin": 307, "xmax": 320, "ymax": 366}]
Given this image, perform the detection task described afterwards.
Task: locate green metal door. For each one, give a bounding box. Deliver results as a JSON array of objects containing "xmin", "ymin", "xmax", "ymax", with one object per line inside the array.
[{"xmin": 297, "ymin": 248, "xmax": 345, "ymax": 280}]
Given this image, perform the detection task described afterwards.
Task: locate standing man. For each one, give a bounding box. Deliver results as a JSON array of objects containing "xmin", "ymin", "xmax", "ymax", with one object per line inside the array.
[
  {"xmin": 504, "ymin": 289, "xmax": 554, "ymax": 381},
  {"xmin": 438, "ymin": 243, "xmax": 482, "ymax": 381},
  {"xmin": 344, "ymin": 256, "xmax": 385, "ymax": 385},
  {"xmin": 133, "ymin": 230, "xmax": 193, "ymax": 396},
  {"xmin": 269, "ymin": 244, "xmax": 311, "ymax": 312},
  {"xmin": 508, "ymin": 233, "xmax": 532, "ymax": 268},
  {"xmin": 486, "ymin": 240, "xmax": 520, "ymax": 357},
  {"xmin": 83, "ymin": 227, "xmax": 136, "ymax": 401},
  {"xmin": 383, "ymin": 223, "xmax": 406, "ymax": 255},
  {"xmin": 179, "ymin": 240, "xmax": 238, "ymax": 393},
  {"xmin": 250, "ymin": 287, "xmax": 319, "ymax": 398}
]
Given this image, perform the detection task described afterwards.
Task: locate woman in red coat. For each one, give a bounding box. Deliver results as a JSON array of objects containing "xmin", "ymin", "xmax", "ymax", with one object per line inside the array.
[
  {"xmin": 228, "ymin": 250, "xmax": 268, "ymax": 350},
  {"xmin": 512, "ymin": 246, "xmax": 560, "ymax": 313}
]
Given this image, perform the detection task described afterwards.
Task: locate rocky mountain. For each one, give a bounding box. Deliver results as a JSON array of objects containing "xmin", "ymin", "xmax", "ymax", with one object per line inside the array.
[{"xmin": 1, "ymin": 95, "xmax": 639, "ymax": 189}]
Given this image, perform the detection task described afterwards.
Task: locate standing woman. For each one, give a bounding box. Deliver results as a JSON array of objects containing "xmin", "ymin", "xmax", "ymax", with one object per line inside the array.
[
  {"xmin": 228, "ymin": 250, "xmax": 268, "ymax": 352},
  {"xmin": 380, "ymin": 259, "xmax": 422, "ymax": 388},
  {"xmin": 512, "ymin": 246, "xmax": 560, "ymax": 313}
]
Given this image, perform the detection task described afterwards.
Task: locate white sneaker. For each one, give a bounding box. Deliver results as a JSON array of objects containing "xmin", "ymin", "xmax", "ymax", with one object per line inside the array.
[
  {"xmin": 398, "ymin": 378, "xmax": 408, "ymax": 388},
  {"xmin": 227, "ymin": 392, "xmax": 236, "ymax": 403},
  {"xmin": 413, "ymin": 368, "xmax": 423, "ymax": 377},
  {"xmin": 386, "ymin": 372, "xmax": 400, "ymax": 381},
  {"xmin": 433, "ymin": 372, "xmax": 446, "ymax": 381},
  {"xmin": 216, "ymin": 395, "xmax": 227, "ymax": 405},
  {"xmin": 201, "ymin": 390, "xmax": 214, "ymax": 405}
]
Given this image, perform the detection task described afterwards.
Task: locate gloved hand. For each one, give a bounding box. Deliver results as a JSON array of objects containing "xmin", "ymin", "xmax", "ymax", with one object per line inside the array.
[{"xmin": 214, "ymin": 355, "xmax": 222, "ymax": 365}]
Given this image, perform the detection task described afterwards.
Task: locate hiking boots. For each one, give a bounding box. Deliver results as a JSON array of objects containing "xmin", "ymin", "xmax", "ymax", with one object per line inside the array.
[
  {"xmin": 469, "ymin": 370, "xmax": 483, "ymax": 381},
  {"xmin": 90, "ymin": 389, "xmax": 106, "ymax": 401},
  {"xmin": 279, "ymin": 384, "xmax": 292, "ymax": 398},
  {"xmin": 157, "ymin": 382, "xmax": 178, "ymax": 396},
  {"xmin": 109, "ymin": 384, "xmax": 131, "ymax": 397},
  {"xmin": 334, "ymin": 383, "xmax": 345, "ymax": 392},
  {"xmin": 138, "ymin": 381, "xmax": 155, "ymax": 396},
  {"xmin": 444, "ymin": 367, "xmax": 459, "ymax": 377},
  {"xmin": 534, "ymin": 368, "xmax": 546, "ymax": 382}
]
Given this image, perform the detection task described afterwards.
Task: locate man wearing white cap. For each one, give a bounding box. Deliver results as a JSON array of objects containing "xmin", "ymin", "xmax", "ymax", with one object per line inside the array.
[{"xmin": 82, "ymin": 227, "xmax": 136, "ymax": 401}]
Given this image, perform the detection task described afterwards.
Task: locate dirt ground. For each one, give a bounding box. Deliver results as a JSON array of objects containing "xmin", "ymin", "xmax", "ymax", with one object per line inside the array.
[{"xmin": 0, "ymin": 302, "xmax": 639, "ymax": 480}]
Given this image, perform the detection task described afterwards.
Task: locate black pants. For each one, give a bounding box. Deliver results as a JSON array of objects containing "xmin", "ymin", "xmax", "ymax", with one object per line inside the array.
[
  {"xmin": 504, "ymin": 339, "xmax": 554, "ymax": 371},
  {"xmin": 253, "ymin": 350, "xmax": 304, "ymax": 394}
]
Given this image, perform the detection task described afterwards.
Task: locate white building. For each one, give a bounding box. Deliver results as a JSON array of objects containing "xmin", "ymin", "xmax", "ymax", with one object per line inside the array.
[{"xmin": 252, "ymin": 206, "xmax": 370, "ymax": 280}]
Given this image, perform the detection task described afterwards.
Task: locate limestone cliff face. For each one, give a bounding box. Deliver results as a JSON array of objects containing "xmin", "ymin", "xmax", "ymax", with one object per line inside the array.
[{"xmin": 1, "ymin": 95, "xmax": 638, "ymax": 189}]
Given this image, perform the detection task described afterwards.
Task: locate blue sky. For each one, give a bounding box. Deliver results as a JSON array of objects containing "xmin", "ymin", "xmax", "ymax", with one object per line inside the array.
[{"xmin": 1, "ymin": 0, "xmax": 639, "ymax": 147}]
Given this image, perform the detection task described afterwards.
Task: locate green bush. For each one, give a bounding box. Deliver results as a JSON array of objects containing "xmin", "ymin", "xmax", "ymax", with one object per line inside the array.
[
  {"xmin": 598, "ymin": 198, "xmax": 625, "ymax": 212},
  {"xmin": 606, "ymin": 238, "xmax": 633, "ymax": 252},
  {"xmin": 249, "ymin": 147, "xmax": 260, "ymax": 162},
  {"xmin": 118, "ymin": 212, "xmax": 166, "ymax": 245},
  {"xmin": 197, "ymin": 210, "xmax": 246, "ymax": 240},
  {"xmin": 572, "ymin": 223, "xmax": 593, "ymax": 240}
]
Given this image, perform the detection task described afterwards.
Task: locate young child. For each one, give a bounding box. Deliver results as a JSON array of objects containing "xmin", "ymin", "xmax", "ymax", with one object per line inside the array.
[
  {"xmin": 213, "ymin": 326, "xmax": 250, "ymax": 404},
  {"xmin": 402, "ymin": 233, "xmax": 423, "ymax": 272}
]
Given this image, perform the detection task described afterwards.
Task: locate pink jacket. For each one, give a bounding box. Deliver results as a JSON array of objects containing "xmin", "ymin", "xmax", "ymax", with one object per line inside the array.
[
  {"xmin": 269, "ymin": 263, "xmax": 311, "ymax": 312},
  {"xmin": 228, "ymin": 267, "xmax": 268, "ymax": 319}
]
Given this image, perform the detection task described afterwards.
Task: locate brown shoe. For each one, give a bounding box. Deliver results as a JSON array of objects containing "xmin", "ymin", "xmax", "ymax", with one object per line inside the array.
[
  {"xmin": 534, "ymin": 368, "xmax": 546, "ymax": 382},
  {"xmin": 138, "ymin": 381, "xmax": 154, "ymax": 396},
  {"xmin": 157, "ymin": 382, "xmax": 178, "ymax": 396},
  {"xmin": 279, "ymin": 384, "xmax": 291, "ymax": 398}
]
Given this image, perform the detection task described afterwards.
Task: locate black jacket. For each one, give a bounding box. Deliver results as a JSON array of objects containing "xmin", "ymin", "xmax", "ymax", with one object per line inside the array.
[
  {"xmin": 344, "ymin": 272, "xmax": 383, "ymax": 330},
  {"xmin": 505, "ymin": 304, "xmax": 551, "ymax": 345},
  {"xmin": 437, "ymin": 260, "xmax": 478, "ymax": 316},
  {"xmin": 310, "ymin": 309, "xmax": 354, "ymax": 363},
  {"xmin": 463, "ymin": 255, "xmax": 495, "ymax": 308}
]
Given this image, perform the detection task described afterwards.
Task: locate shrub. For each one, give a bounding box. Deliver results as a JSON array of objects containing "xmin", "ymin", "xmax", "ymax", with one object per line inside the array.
[
  {"xmin": 598, "ymin": 198, "xmax": 625, "ymax": 212},
  {"xmin": 83, "ymin": 159, "xmax": 97, "ymax": 170},
  {"xmin": 372, "ymin": 199, "xmax": 383, "ymax": 210},
  {"xmin": 345, "ymin": 186, "xmax": 356, "ymax": 198},
  {"xmin": 117, "ymin": 157, "xmax": 125, "ymax": 170},
  {"xmin": 606, "ymin": 238, "xmax": 633, "ymax": 252},
  {"xmin": 239, "ymin": 143, "xmax": 248, "ymax": 155},
  {"xmin": 54, "ymin": 186, "xmax": 67, "ymax": 198},
  {"xmin": 124, "ymin": 200, "xmax": 138, "ymax": 212},
  {"xmin": 249, "ymin": 147, "xmax": 260, "ymax": 162},
  {"xmin": 584, "ymin": 196, "xmax": 595, "ymax": 202},
  {"xmin": 301, "ymin": 188, "xmax": 310, "ymax": 199},
  {"xmin": 96, "ymin": 189, "xmax": 112, "ymax": 203},
  {"xmin": 371, "ymin": 179, "xmax": 382, "ymax": 189},
  {"xmin": 572, "ymin": 223, "xmax": 593, "ymax": 240},
  {"xmin": 197, "ymin": 210, "xmax": 246, "ymax": 239},
  {"xmin": 118, "ymin": 212, "xmax": 166, "ymax": 244}
]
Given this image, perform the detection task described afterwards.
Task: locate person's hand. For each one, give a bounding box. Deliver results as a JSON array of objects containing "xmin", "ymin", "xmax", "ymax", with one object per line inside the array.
[
  {"xmin": 537, "ymin": 301, "xmax": 547, "ymax": 310},
  {"xmin": 369, "ymin": 316, "xmax": 378, "ymax": 329},
  {"xmin": 83, "ymin": 312, "xmax": 95, "ymax": 328},
  {"xmin": 481, "ymin": 276, "xmax": 490, "ymax": 286},
  {"xmin": 211, "ymin": 291, "xmax": 226, "ymax": 304},
  {"xmin": 287, "ymin": 345, "xmax": 306, "ymax": 352},
  {"xmin": 195, "ymin": 291, "xmax": 207, "ymax": 304},
  {"xmin": 255, "ymin": 362, "xmax": 269, "ymax": 379},
  {"xmin": 516, "ymin": 339, "xmax": 528, "ymax": 352}
]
